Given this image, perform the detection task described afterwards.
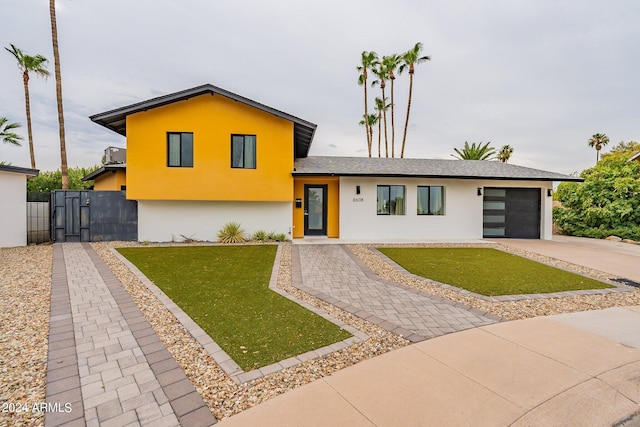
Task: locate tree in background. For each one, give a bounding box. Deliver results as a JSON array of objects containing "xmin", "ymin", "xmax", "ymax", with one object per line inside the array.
[
  {"xmin": 398, "ymin": 42, "xmax": 430, "ymax": 158},
  {"xmin": 27, "ymin": 165, "xmax": 99, "ymax": 192},
  {"xmin": 5, "ymin": 44, "xmax": 49, "ymax": 169},
  {"xmin": 587, "ymin": 133, "xmax": 609, "ymax": 163},
  {"xmin": 50, "ymin": 0, "xmax": 70, "ymax": 189},
  {"xmin": 497, "ymin": 144, "xmax": 514, "ymax": 163},
  {"xmin": 382, "ymin": 54, "xmax": 402, "ymax": 157},
  {"xmin": 0, "ymin": 117, "xmax": 23, "ymax": 147},
  {"xmin": 359, "ymin": 114, "xmax": 377, "ymax": 156},
  {"xmin": 602, "ymin": 140, "xmax": 639, "ymax": 157},
  {"xmin": 372, "ymin": 61, "xmax": 391, "ymax": 157},
  {"xmin": 554, "ymin": 148, "xmax": 640, "ymax": 240},
  {"xmin": 374, "ymin": 97, "xmax": 389, "ymax": 158},
  {"xmin": 357, "ymin": 51, "xmax": 378, "ymax": 157},
  {"xmin": 451, "ymin": 141, "xmax": 496, "ymax": 160}
]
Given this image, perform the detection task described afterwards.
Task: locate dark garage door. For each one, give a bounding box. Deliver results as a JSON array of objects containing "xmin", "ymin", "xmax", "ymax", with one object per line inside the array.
[{"xmin": 483, "ymin": 188, "xmax": 541, "ymax": 238}]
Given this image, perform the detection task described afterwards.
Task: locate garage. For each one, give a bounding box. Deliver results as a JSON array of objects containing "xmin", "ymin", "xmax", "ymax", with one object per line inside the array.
[{"xmin": 482, "ymin": 187, "xmax": 541, "ymax": 238}]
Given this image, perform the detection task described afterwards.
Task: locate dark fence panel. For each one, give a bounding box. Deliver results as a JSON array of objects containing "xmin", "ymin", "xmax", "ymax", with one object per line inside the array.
[
  {"xmin": 88, "ymin": 191, "xmax": 137, "ymax": 241},
  {"xmin": 52, "ymin": 190, "xmax": 137, "ymax": 242},
  {"xmin": 27, "ymin": 192, "xmax": 51, "ymax": 244}
]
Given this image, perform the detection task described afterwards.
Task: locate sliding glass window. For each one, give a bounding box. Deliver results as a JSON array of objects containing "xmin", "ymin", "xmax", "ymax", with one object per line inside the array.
[
  {"xmin": 417, "ymin": 186, "xmax": 445, "ymax": 215},
  {"xmin": 231, "ymin": 134, "xmax": 256, "ymax": 169}
]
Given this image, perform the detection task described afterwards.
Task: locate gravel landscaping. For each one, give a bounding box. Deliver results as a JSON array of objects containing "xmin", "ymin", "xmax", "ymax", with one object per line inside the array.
[
  {"xmin": 2, "ymin": 240, "xmax": 639, "ymax": 424},
  {"xmin": 0, "ymin": 245, "xmax": 52, "ymax": 427}
]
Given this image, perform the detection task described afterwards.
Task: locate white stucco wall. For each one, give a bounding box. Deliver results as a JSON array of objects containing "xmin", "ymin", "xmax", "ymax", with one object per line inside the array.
[
  {"xmin": 138, "ymin": 200, "xmax": 293, "ymax": 242},
  {"xmin": 0, "ymin": 171, "xmax": 27, "ymax": 247},
  {"xmin": 338, "ymin": 177, "xmax": 553, "ymax": 241}
]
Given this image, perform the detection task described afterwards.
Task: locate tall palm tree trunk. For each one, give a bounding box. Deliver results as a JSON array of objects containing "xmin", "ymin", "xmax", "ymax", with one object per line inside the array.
[
  {"xmin": 381, "ymin": 85, "xmax": 388, "ymax": 157},
  {"xmin": 22, "ymin": 72, "xmax": 36, "ymax": 168},
  {"xmin": 377, "ymin": 111, "xmax": 382, "ymax": 157},
  {"xmin": 363, "ymin": 81, "xmax": 372, "ymax": 157},
  {"xmin": 50, "ymin": 0, "xmax": 69, "ymax": 189},
  {"xmin": 400, "ymin": 72, "xmax": 414, "ymax": 158},
  {"xmin": 390, "ymin": 78, "xmax": 395, "ymax": 158}
]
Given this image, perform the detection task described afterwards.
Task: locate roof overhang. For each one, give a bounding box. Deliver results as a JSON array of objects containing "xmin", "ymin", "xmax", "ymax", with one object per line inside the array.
[
  {"xmin": 82, "ymin": 164, "xmax": 126, "ymax": 182},
  {"xmin": 291, "ymin": 172, "xmax": 583, "ymax": 182},
  {"xmin": 0, "ymin": 165, "xmax": 39, "ymax": 177},
  {"xmin": 90, "ymin": 84, "xmax": 317, "ymax": 158}
]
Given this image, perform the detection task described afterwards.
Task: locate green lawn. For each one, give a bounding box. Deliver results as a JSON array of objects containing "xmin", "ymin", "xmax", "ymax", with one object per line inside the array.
[
  {"xmin": 378, "ymin": 247, "xmax": 614, "ymax": 296},
  {"xmin": 118, "ymin": 245, "xmax": 351, "ymax": 370}
]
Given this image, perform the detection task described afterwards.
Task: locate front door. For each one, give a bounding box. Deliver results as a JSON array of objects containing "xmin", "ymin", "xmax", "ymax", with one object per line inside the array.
[{"xmin": 304, "ymin": 184, "xmax": 327, "ymax": 236}]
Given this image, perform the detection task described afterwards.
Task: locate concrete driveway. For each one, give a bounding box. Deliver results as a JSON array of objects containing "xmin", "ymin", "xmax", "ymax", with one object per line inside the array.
[{"xmin": 500, "ymin": 235, "xmax": 640, "ymax": 283}]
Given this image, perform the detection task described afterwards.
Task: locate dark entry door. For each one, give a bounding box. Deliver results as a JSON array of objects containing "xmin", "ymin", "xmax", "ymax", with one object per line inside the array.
[{"xmin": 304, "ymin": 184, "xmax": 327, "ymax": 236}]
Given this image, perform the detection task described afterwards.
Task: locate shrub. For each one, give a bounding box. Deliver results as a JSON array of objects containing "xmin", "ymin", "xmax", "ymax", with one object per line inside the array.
[
  {"xmin": 252, "ymin": 230, "xmax": 268, "ymax": 242},
  {"xmin": 217, "ymin": 222, "xmax": 247, "ymax": 244},
  {"xmin": 553, "ymin": 152, "xmax": 640, "ymax": 240},
  {"xmin": 271, "ymin": 233, "xmax": 288, "ymax": 242}
]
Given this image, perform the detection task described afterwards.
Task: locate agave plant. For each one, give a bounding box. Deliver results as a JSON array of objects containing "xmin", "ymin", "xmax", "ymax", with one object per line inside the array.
[
  {"xmin": 252, "ymin": 229, "xmax": 268, "ymax": 242},
  {"xmin": 217, "ymin": 222, "xmax": 247, "ymax": 244}
]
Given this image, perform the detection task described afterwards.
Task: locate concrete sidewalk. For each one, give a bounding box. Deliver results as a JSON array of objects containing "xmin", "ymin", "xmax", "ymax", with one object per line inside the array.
[{"xmin": 218, "ymin": 306, "xmax": 640, "ymax": 427}]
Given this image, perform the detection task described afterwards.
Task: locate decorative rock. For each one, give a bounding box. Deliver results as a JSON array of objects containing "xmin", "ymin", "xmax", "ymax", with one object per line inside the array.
[
  {"xmin": 622, "ymin": 239, "xmax": 640, "ymax": 245},
  {"xmin": 605, "ymin": 236, "xmax": 623, "ymax": 241}
]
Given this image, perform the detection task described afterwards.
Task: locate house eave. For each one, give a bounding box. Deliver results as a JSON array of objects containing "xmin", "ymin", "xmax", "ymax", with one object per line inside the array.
[
  {"xmin": 291, "ymin": 172, "xmax": 584, "ymax": 182},
  {"xmin": 89, "ymin": 84, "xmax": 317, "ymax": 157}
]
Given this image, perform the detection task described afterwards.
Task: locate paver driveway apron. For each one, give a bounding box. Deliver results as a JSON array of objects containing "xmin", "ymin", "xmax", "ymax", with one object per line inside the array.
[{"xmin": 294, "ymin": 244, "xmax": 500, "ymax": 341}]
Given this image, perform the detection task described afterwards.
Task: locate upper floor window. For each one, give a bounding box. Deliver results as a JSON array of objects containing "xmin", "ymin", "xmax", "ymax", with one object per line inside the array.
[
  {"xmin": 231, "ymin": 134, "xmax": 256, "ymax": 169},
  {"xmin": 167, "ymin": 132, "xmax": 193, "ymax": 167},
  {"xmin": 417, "ymin": 186, "xmax": 445, "ymax": 215},
  {"xmin": 377, "ymin": 185, "xmax": 405, "ymax": 215}
]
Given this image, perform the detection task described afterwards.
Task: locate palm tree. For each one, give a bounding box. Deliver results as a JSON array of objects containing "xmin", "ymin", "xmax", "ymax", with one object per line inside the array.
[
  {"xmin": 452, "ymin": 141, "xmax": 496, "ymax": 160},
  {"xmin": 372, "ymin": 62, "xmax": 390, "ymax": 157},
  {"xmin": 359, "ymin": 114, "xmax": 378, "ymax": 157},
  {"xmin": 0, "ymin": 117, "xmax": 23, "ymax": 146},
  {"xmin": 382, "ymin": 54, "xmax": 402, "ymax": 157},
  {"xmin": 398, "ymin": 42, "xmax": 430, "ymax": 158},
  {"xmin": 5, "ymin": 44, "xmax": 49, "ymax": 169},
  {"xmin": 50, "ymin": 0, "xmax": 69, "ymax": 189},
  {"xmin": 357, "ymin": 51, "xmax": 378, "ymax": 157},
  {"xmin": 497, "ymin": 145, "xmax": 514, "ymax": 163},
  {"xmin": 374, "ymin": 97, "xmax": 389, "ymax": 157},
  {"xmin": 588, "ymin": 133, "xmax": 609, "ymax": 163}
]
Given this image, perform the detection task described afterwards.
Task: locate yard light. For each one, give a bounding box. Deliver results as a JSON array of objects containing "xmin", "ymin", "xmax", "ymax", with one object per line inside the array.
[{"xmin": 477, "ymin": 187, "xmax": 482, "ymax": 196}]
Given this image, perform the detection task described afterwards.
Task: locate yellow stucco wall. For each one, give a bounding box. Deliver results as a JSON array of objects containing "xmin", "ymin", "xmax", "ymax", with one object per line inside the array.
[
  {"xmin": 293, "ymin": 177, "xmax": 340, "ymax": 238},
  {"xmin": 93, "ymin": 169, "xmax": 126, "ymax": 191},
  {"xmin": 126, "ymin": 94, "xmax": 294, "ymax": 201}
]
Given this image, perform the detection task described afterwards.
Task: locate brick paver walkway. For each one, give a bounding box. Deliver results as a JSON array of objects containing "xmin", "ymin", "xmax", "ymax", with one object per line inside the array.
[
  {"xmin": 293, "ymin": 245, "xmax": 500, "ymax": 342},
  {"xmin": 45, "ymin": 243, "xmax": 216, "ymax": 427}
]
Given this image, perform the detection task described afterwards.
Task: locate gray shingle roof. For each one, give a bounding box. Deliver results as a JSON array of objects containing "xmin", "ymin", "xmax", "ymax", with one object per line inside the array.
[{"xmin": 293, "ymin": 156, "xmax": 582, "ymax": 182}]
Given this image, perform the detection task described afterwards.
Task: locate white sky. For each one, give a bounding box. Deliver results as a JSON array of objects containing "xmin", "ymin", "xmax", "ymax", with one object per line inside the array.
[{"xmin": 1, "ymin": 0, "xmax": 638, "ymax": 175}]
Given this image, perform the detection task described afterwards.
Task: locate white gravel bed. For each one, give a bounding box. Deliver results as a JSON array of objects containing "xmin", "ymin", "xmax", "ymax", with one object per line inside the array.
[
  {"xmin": 92, "ymin": 242, "xmax": 408, "ymax": 420},
  {"xmin": 0, "ymin": 245, "xmax": 52, "ymax": 427},
  {"xmin": 348, "ymin": 243, "xmax": 640, "ymax": 320}
]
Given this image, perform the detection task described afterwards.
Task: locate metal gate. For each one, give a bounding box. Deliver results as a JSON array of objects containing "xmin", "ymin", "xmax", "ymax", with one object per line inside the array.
[{"xmin": 52, "ymin": 190, "xmax": 137, "ymax": 242}]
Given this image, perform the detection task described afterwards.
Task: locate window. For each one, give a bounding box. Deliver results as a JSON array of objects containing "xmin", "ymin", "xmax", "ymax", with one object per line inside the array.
[
  {"xmin": 231, "ymin": 134, "xmax": 256, "ymax": 169},
  {"xmin": 417, "ymin": 186, "xmax": 445, "ymax": 215},
  {"xmin": 377, "ymin": 185, "xmax": 405, "ymax": 215},
  {"xmin": 167, "ymin": 132, "xmax": 193, "ymax": 167}
]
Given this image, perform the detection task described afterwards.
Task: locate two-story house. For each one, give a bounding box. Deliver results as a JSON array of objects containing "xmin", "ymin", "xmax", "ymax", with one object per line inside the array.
[{"xmin": 90, "ymin": 84, "xmax": 581, "ymax": 242}]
